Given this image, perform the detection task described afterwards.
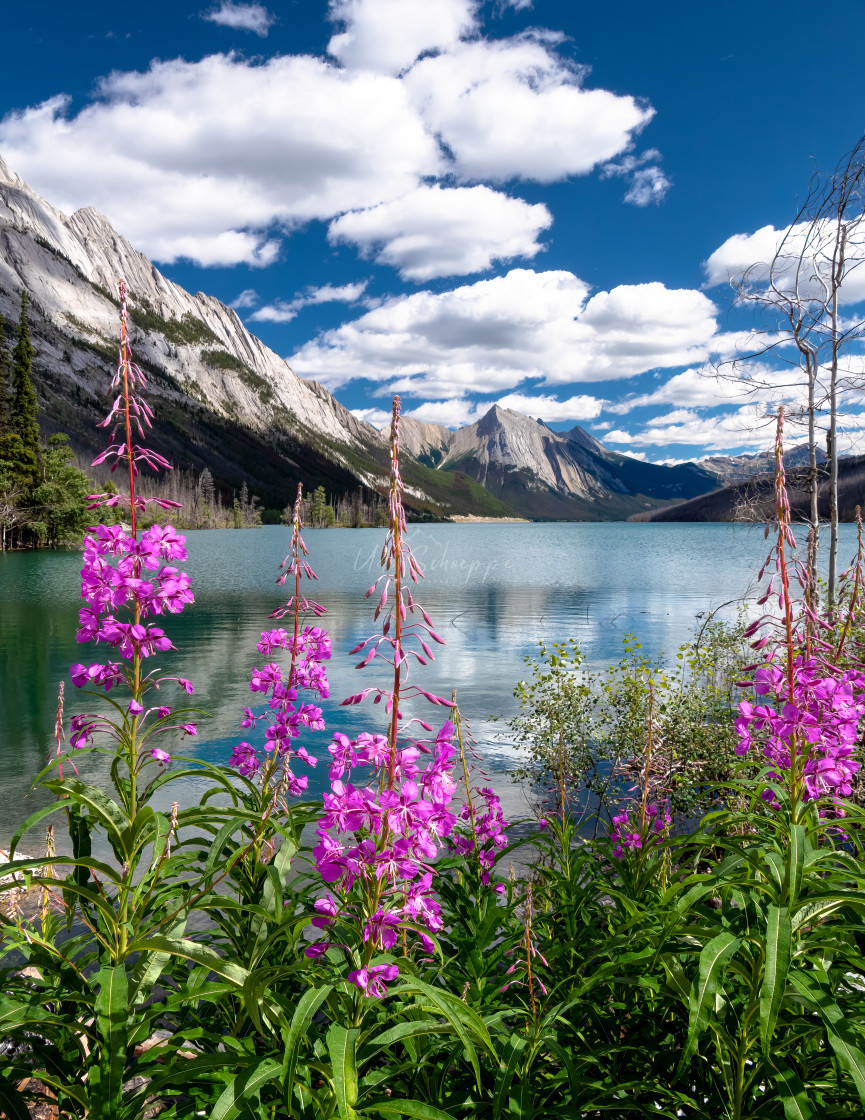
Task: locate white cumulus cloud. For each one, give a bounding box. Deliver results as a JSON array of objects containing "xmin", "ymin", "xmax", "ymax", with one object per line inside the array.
[
  {"xmin": 251, "ymin": 281, "xmax": 368, "ymax": 322},
  {"xmin": 0, "ymin": 55, "xmax": 440, "ymax": 266},
  {"xmin": 0, "ymin": 0, "xmax": 659, "ymax": 277},
  {"xmin": 203, "ymin": 2, "xmax": 275, "ymax": 35},
  {"xmin": 328, "ymin": 0, "xmax": 478, "ymax": 74},
  {"xmin": 229, "ymin": 288, "xmax": 259, "ymax": 310},
  {"xmin": 290, "ymin": 269, "xmax": 718, "ymax": 397},
  {"xmin": 705, "ymin": 222, "xmax": 865, "ymax": 304},
  {"xmin": 404, "ymin": 34, "xmax": 653, "ymax": 183},
  {"xmin": 600, "ymin": 148, "xmax": 671, "ymax": 206},
  {"xmin": 328, "ymin": 185, "xmax": 551, "ymax": 281}
]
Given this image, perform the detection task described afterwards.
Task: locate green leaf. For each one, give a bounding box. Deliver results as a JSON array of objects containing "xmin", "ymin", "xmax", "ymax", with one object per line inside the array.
[
  {"xmin": 678, "ymin": 930, "xmax": 741, "ymax": 1072},
  {"xmin": 204, "ymin": 817, "xmax": 245, "ymax": 877},
  {"xmin": 396, "ymin": 980, "xmax": 483, "ymax": 1086},
  {"xmin": 327, "ymin": 1024, "xmax": 360, "ymax": 1120},
  {"xmin": 210, "ymin": 1057, "xmax": 283, "ymax": 1120},
  {"xmin": 129, "ymin": 917, "xmax": 186, "ymax": 1008},
  {"xmin": 493, "ymin": 1034, "xmax": 526, "ymax": 1120},
  {"xmin": 0, "ymin": 1080, "xmax": 33, "ymax": 1120},
  {"xmin": 127, "ymin": 935, "xmax": 249, "ymax": 988},
  {"xmin": 363, "ymin": 1101, "xmax": 455, "ymax": 1120},
  {"xmin": 43, "ymin": 778, "xmax": 130, "ymax": 860},
  {"xmin": 282, "ymin": 985, "xmax": 334, "ymax": 1106},
  {"xmin": 760, "ymin": 905, "xmax": 792, "ymax": 1055},
  {"xmin": 788, "ymin": 824, "xmax": 805, "ymax": 907},
  {"xmin": 774, "ymin": 1063, "xmax": 813, "ymax": 1120},
  {"xmin": 90, "ymin": 964, "xmax": 129, "ymax": 1120},
  {"xmin": 361, "ymin": 1020, "xmax": 443, "ymax": 1057},
  {"xmin": 789, "ymin": 970, "xmax": 865, "ymax": 1105},
  {"xmin": 508, "ymin": 1080, "xmax": 533, "ymax": 1120}
]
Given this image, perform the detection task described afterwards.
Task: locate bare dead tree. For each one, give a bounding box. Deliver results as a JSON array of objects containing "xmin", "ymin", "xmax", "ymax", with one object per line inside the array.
[{"xmin": 716, "ymin": 135, "xmax": 865, "ymax": 606}]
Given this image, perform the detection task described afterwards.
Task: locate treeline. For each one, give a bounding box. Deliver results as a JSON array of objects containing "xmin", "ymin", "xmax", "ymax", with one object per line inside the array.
[
  {"xmin": 299, "ymin": 485, "xmax": 388, "ymax": 529},
  {"xmin": 0, "ymin": 294, "xmax": 90, "ymax": 550},
  {"xmin": 89, "ymin": 464, "xmax": 265, "ymax": 531}
]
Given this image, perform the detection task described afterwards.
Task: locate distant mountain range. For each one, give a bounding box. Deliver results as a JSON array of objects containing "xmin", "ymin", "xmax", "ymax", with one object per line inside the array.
[
  {"xmin": 394, "ymin": 407, "xmax": 718, "ymax": 519},
  {"xmin": 631, "ymin": 454, "xmax": 865, "ymax": 525},
  {"xmin": 0, "ymin": 154, "xmax": 775, "ymax": 521}
]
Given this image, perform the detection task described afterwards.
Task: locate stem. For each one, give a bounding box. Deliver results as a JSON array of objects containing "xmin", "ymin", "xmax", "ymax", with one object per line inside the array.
[
  {"xmin": 834, "ymin": 505, "xmax": 864, "ymax": 664},
  {"xmin": 453, "ymin": 692, "xmax": 479, "ymax": 852},
  {"xmin": 524, "ymin": 884, "xmax": 537, "ymax": 1024}
]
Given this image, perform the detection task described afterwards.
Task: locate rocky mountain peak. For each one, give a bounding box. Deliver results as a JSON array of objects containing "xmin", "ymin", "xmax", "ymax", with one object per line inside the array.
[{"xmin": 0, "ymin": 155, "xmax": 382, "ymax": 450}]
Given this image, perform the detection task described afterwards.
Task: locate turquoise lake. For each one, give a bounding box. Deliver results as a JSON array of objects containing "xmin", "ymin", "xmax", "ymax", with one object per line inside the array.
[{"xmin": 1, "ymin": 521, "xmax": 858, "ymax": 848}]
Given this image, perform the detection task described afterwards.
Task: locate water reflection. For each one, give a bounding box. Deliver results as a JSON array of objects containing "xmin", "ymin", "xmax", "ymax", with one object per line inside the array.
[{"xmin": 1, "ymin": 521, "xmax": 857, "ymax": 848}]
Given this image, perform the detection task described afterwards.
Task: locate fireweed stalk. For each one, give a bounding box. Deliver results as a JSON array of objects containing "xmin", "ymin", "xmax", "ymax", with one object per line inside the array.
[
  {"xmin": 229, "ymin": 484, "xmax": 329, "ymax": 804},
  {"xmin": 67, "ymin": 280, "xmax": 198, "ymax": 819},
  {"xmin": 449, "ymin": 696, "xmax": 509, "ymax": 887},
  {"xmin": 737, "ymin": 407, "xmax": 864, "ymax": 813},
  {"xmin": 306, "ymin": 396, "xmax": 505, "ymax": 999}
]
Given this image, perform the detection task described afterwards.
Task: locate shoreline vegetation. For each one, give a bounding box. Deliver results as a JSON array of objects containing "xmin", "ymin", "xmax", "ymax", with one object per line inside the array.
[{"xmin": 4, "ymin": 284, "xmax": 865, "ymax": 1118}]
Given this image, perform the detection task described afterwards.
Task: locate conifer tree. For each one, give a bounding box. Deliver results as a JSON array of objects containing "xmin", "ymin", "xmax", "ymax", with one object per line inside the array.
[
  {"xmin": 0, "ymin": 313, "xmax": 12, "ymax": 435},
  {"xmin": 11, "ymin": 292, "xmax": 40, "ymax": 477}
]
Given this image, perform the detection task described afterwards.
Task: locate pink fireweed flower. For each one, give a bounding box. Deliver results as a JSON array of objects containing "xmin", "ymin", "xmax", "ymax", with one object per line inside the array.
[
  {"xmin": 230, "ymin": 484, "xmax": 331, "ymax": 795},
  {"xmin": 67, "ymin": 281, "xmax": 197, "ymax": 770},
  {"xmin": 347, "ymin": 963, "xmax": 399, "ymax": 999},
  {"xmin": 305, "ymin": 399, "xmax": 506, "ymax": 988}
]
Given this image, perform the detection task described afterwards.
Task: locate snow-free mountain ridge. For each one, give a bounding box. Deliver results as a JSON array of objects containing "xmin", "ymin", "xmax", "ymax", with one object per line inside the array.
[{"xmin": 0, "ymin": 155, "xmax": 720, "ymax": 518}]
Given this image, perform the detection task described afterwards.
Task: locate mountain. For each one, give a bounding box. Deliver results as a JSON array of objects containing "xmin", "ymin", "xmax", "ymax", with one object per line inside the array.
[
  {"xmin": 0, "ymin": 155, "xmax": 512, "ymax": 518},
  {"xmin": 630, "ymin": 454, "xmax": 865, "ymax": 524},
  {"xmin": 389, "ymin": 405, "xmax": 719, "ymax": 520},
  {"xmin": 698, "ymin": 443, "xmax": 825, "ymax": 485}
]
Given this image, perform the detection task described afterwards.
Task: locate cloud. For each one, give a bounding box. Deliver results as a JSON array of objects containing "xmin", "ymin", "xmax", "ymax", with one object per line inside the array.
[
  {"xmin": 202, "ymin": 2, "xmax": 275, "ymax": 35},
  {"xmin": 604, "ymin": 405, "xmax": 779, "ymax": 451},
  {"xmin": 0, "ymin": 3, "xmax": 659, "ymax": 274},
  {"xmin": 607, "ymin": 364, "xmax": 806, "ymax": 413},
  {"xmin": 290, "ymin": 268, "xmax": 718, "ymax": 396},
  {"xmin": 400, "ymin": 390, "xmax": 605, "ymax": 428},
  {"xmin": 705, "ymin": 222, "xmax": 865, "ymax": 303},
  {"xmin": 328, "ymin": 0, "xmax": 478, "ymax": 75},
  {"xmin": 0, "ymin": 55, "xmax": 440, "ymax": 266},
  {"xmin": 328, "ymin": 185, "xmax": 551, "ymax": 281},
  {"xmin": 351, "ymin": 406, "xmax": 392, "ymax": 427},
  {"xmin": 229, "ymin": 288, "xmax": 259, "ymax": 310},
  {"xmin": 600, "ymin": 148, "xmax": 670, "ymax": 206},
  {"xmin": 404, "ymin": 34, "xmax": 653, "ymax": 183},
  {"xmin": 251, "ymin": 280, "xmax": 368, "ymax": 322},
  {"xmin": 493, "ymin": 391, "xmax": 605, "ymax": 421}
]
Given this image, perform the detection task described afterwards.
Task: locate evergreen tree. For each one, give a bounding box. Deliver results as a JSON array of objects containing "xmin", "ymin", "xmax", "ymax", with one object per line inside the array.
[
  {"xmin": 0, "ymin": 313, "xmax": 12, "ymax": 435},
  {"xmin": 27, "ymin": 434, "xmax": 91, "ymax": 548},
  {"xmin": 11, "ymin": 293, "xmax": 40, "ymax": 478},
  {"xmin": 310, "ymin": 485, "xmax": 327, "ymax": 527}
]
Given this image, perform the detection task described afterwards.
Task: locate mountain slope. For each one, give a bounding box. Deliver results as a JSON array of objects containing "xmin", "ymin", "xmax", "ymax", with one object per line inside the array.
[
  {"xmin": 407, "ymin": 405, "xmax": 719, "ymax": 520},
  {"xmin": 0, "ymin": 155, "xmax": 516, "ymax": 517},
  {"xmin": 631, "ymin": 454, "xmax": 864, "ymax": 524}
]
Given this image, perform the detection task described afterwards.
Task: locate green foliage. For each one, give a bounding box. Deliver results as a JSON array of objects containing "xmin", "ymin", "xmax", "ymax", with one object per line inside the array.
[
  {"xmin": 201, "ymin": 348, "xmax": 253, "ymax": 375},
  {"xmin": 129, "ymin": 298, "xmax": 221, "ymax": 347},
  {"xmin": 508, "ymin": 621, "xmax": 752, "ymax": 827},
  {"xmin": 0, "ymin": 296, "xmax": 90, "ymax": 549}
]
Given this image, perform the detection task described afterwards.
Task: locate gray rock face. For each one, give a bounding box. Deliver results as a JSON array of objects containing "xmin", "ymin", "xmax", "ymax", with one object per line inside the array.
[
  {"xmin": 0, "ymin": 155, "xmax": 378, "ymax": 449},
  {"xmin": 396, "ymin": 416, "xmax": 453, "ymax": 464},
  {"xmin": 441, "ymin": 404, "xmax": 621, "ymax": 499}
]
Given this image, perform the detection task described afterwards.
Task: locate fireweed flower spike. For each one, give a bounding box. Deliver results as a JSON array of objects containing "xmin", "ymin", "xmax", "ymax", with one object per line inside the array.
[
  {"xmin": 229, "ymin": 484, "xmax": 329, "ymax": 798},
  {"xmin": 306, "ymin": 396, "xmax": 491, "ymax": 999},
  {"xmin": 66, "ymin": 280, "xmax": 197, "ymax": 801},
  {"xmin": 736, "ymin": 407, "xmax": 864, "ymax": 813}
]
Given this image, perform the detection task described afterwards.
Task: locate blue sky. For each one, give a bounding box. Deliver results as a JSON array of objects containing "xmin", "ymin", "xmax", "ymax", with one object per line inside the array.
[{"xmin": 2, "ymin": 0, "xmax": 865, "ymax": 460}]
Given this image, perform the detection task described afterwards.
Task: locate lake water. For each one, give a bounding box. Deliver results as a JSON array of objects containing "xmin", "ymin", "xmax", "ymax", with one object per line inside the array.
[{"xmin": 1, "ymin": 521, "xmax": 857, "ymax": 848}]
